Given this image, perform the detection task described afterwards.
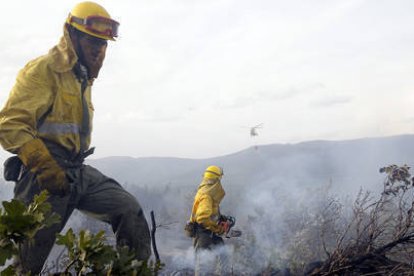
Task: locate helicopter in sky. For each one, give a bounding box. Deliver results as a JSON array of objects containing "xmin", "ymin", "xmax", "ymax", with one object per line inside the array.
[{"xmin": 249, "ymin": 123, "xmax": 263, "ymax": 137}]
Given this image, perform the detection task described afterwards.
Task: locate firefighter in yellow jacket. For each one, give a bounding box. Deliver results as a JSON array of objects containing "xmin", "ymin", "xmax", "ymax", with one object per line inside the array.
[
  {"xmin": 190, "ymin": 165, "xmax": 232, "ymax": 275},
  {"xmin": 0, "ymin": 2, "xmax": 150, "ymax": 273}
]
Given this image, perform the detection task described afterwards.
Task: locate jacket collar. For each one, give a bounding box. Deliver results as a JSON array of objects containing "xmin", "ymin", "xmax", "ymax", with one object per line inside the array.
[{"xmin": 198, "ymin": 178, "xmax": 226, "ymax": 203}]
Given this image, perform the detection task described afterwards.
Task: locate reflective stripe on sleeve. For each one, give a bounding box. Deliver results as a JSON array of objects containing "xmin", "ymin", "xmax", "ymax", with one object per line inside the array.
[
  {"xmin": 38, "ymin": 122, "xmax": 80, "ymax": 135},
  {"xmin": 210, "ymin": 214, "xmax": 220, "ymax": 222}
]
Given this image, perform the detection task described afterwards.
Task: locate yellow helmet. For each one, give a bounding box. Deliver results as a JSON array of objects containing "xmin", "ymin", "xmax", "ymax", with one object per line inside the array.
[
  {"xmin": 66, "ymin": 1, "xmax": 119, "ymax": 41},
  {"xmin": 203, "ymin": 165, "xmax": 224, "ymax": 179}
]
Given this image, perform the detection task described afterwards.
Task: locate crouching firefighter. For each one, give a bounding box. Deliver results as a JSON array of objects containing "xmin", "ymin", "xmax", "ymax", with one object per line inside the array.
[
  {"xmin": 0, "ymin": 2, "xmax": 151, "ymax": 274},
  {"xmin": 186, "ymin": 165, "xmax": 240, "ymax": 275}
]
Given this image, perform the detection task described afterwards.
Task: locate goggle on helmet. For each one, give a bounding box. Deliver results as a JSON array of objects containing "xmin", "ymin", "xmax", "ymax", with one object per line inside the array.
[
  {"xmin": 68, "ymin": 14, "xmax": 119, "ymax": 41},
  {"xmin": 66, "ymin": 1, "xmax": 119, "ymax": 41}
]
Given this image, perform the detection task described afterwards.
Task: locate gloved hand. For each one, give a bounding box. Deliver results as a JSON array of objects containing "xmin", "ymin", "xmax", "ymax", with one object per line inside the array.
[{"xmin": 19, "ymin": 139, "xmax": 69, "ymax": 196}]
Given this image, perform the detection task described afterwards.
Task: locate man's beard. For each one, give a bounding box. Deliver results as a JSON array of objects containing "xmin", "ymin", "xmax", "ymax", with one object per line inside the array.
[{"xmin": 86, "ymin": 58, "xmax": 104, "ymax": 79}]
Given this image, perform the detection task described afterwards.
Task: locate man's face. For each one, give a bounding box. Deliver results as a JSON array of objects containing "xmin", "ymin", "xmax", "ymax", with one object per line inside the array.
[{"xmin": 77, "ymin": 33, "xmax": 108, "ymax": 79}]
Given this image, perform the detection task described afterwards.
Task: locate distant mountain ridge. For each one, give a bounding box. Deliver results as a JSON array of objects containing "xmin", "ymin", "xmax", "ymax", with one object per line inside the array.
[
  {"xmin": 86, "ymin": 134, "xmax": 414, "ymax": 194},
  {"xmin": 1, "ymin": 134, "xmax": 414, "ymax": 268}
]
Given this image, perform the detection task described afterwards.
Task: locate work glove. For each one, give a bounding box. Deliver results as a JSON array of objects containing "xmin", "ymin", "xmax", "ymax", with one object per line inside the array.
[{"xmin": 18, "ymin": 139, "xmax": 69, "ymax": 196}]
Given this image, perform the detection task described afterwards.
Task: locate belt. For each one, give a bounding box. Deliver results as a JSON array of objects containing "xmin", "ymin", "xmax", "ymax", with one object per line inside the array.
[
  {"xmin": 196, "ymin": 224, "xmax": 220, "ymax": 238},
  {"xmin": 56, "ymin": 147, "xmax": 95, "ymax": 169}
]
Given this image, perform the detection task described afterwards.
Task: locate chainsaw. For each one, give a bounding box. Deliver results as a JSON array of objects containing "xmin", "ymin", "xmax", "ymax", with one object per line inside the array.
[{"xmin": 220, "ymin": 215, "xmax": 242, "ymax": 238}]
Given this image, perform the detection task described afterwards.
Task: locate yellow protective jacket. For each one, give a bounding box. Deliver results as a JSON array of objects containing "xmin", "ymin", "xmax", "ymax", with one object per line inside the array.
[
  {"xmin": 0, "ymin": 26, "xmax": 93, "ymax": 158},
  {"xmin": 190, "ymin": 177, "xmax": 225, "ymax": 234}
]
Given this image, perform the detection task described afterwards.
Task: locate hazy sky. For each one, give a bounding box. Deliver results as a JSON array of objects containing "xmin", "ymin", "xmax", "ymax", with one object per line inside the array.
[{"xmin": 0, "ymin": 0, "xmax": 413, "ymax": 159}]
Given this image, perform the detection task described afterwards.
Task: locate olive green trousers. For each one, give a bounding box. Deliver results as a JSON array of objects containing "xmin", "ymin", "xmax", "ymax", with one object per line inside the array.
[
  {"xmin": 193, "ymin": 227, "xmax": 228, "ymax": 276},
  {"xmin": 14, "ymin": 164, "xmax": 151, "ymax": 274}
]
